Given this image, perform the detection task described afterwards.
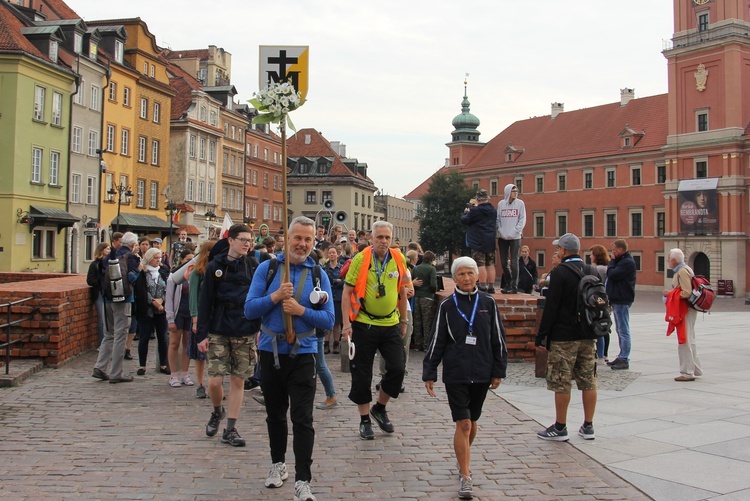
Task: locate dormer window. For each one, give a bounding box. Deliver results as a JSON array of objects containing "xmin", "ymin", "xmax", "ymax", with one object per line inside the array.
[
  {"xmin": 114, "ymin": 40, "xmax": 124, "ymax": 63},
  {"xmin": 619, "ymin": 124, "xmax": 644, "ymax": 148},
  {"xmin": 319, "ymin": 161, "xmax": 330, "ymax": 174},
  {"xmin": 49, "ymin": 40, "xmax": 58, "ymax": 62},
  {"xmin": 624, "ymin": 137, "xmax": 631, "ymax": 147},
  {"xmin": 88, "ymin": 41, "xmax": 97, "ymax": 61},
  {"xmin": 73, "ymin": 33, "xmax": 83, "ymax": 54},
  {"xmin": 504, "ymin": 144, "xmax": 524, "ymax": 163},
  {"xmin": 298, "ymin": 162, "xmax": 309, "ymax": 174}
]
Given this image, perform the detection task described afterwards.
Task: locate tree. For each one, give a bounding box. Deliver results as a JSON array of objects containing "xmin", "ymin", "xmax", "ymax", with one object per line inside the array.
[{"xmin": 417, "ymin": 170, "xmax": 475, "ymax": 266}]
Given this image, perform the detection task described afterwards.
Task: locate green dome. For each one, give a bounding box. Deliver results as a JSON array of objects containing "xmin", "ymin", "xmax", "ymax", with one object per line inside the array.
[{"xmin": 452, "ymin": 94, "xmax": 480, "ymax": 129}]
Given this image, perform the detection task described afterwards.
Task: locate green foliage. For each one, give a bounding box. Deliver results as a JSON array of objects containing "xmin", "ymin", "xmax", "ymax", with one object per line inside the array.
[{"xmin": 417, "ymin": 170, "xmax": 475, "ymax": 258}]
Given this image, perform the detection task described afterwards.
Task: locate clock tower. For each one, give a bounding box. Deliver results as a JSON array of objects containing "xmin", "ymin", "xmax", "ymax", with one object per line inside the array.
[{"xmin": 662, "ymin": 0, "xmax": 750, "ymax": 295}]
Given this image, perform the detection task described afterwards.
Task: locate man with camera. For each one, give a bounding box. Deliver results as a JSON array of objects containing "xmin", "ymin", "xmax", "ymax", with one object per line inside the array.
[{"xmin": 460, "ymin": 189, "xmax": 498, "ymax": 293}]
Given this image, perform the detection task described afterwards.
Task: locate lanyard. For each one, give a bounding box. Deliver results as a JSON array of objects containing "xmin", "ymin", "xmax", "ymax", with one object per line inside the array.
[
  {"xmin": 453, "ymin": 292, "xmax": 479, "ymax": 335},
  {"xmin": 372, "ymin": 248, "xmax": 390, "ymax": 284}
]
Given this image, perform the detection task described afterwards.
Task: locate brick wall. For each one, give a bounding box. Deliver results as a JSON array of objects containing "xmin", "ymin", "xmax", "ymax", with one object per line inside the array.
[
  {"xmin": 436, "ymin": 277, "xmax": 541, "ymax": 362},
  {"xmin": 0, "ymin": 273, "xmax": 96, "ymax": 368}
]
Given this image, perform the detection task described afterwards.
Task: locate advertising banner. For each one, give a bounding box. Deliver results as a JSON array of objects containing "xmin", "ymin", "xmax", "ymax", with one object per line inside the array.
[{"xmin": 678, "ymin": 178, "xmax": 719, "ymax": 235}]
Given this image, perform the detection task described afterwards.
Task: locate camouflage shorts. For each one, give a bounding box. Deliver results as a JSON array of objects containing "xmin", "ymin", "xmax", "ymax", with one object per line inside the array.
[
  {"xmin": 546, "ymin": 340, "xmax": 597, "ymax": 393},
  {"xmin": 471, "ymin": 249, "xmax": 495, "ymax": 267},
  {"xmin": 207, "ymin": 334, "xmax": 256, "ymax": 378}
]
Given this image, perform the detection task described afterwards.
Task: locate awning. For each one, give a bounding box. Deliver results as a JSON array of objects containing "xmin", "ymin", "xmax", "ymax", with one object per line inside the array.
[
  {"xmin": 110, "ymin": 213, "xmax": 172, "ymax": 233},
  {"xmin": 29, "ymin": 205, "xmax": 80, "ymax": 233}
]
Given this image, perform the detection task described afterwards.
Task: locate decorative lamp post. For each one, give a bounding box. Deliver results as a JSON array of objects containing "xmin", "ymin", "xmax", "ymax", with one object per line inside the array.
[
  {"xmin": 107, "ymin": 184, "xmax": 133, "ymax": 232},
  {"xmin": 165, "ymin": 200, "xmax": 178, "ymax": 248},
  {"xmin": 204, "ymin": 209, "xmax": 217, "ymax": 239}
]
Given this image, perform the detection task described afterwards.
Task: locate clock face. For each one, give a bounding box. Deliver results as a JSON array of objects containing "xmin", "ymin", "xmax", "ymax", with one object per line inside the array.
[{"xmin": 693, "ymin": 0, "xmax": 710, "ymax": 5}]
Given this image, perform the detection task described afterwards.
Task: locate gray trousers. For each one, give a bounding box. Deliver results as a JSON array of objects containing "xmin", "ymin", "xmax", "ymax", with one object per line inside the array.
[
  {"xmin": 678, "ymin": 308, "xmax": 703, "ymax": 377},
  {"xmin": 94, "ymin": 302, "xmax": 131, "ymax": 379},
  {"xmin": 498, "ymin": 238, "xmax": 521, "ymax": 289}
]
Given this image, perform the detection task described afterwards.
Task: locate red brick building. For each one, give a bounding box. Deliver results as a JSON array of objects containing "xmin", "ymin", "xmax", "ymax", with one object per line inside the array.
[{"xmin": 408, "ymin": 1, "xmax": 749, "ymax": 296}]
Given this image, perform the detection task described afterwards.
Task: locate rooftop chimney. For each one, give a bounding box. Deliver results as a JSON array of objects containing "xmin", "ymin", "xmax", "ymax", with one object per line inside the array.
[
  {"xmin": 620, "ymin": 88, "xmax": 635, "ymax": 106},
  {"xmin": 551, "ymin": 102, "xmax": 564, "ymax": 119}
]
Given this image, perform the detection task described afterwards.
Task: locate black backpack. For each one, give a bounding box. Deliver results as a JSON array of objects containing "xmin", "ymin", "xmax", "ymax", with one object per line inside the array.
[
  {"xmin": 102, "ymin": 251, "xmax": 134, "ymax": 302},
  {"xmin": 561, "ymin": 262, "xmax": 612, "ymax": 339},
  {"xmin": 264, "ymin": 259, "xmax": 322, "ymax": 291}
]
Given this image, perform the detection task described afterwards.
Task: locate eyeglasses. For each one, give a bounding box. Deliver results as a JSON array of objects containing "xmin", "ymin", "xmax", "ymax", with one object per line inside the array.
[{"xmin": 234, "ymin": 237, "xmax": 253, "ymax": 244}]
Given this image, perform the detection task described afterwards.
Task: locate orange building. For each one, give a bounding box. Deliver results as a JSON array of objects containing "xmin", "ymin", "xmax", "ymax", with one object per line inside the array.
[{"xmin": 408, "ymin": 1, "xmax": 749, "ymax": 297}]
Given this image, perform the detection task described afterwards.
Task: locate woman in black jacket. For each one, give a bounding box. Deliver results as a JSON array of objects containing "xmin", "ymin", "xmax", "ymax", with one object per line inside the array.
[
  {"xmin": 517, "ymin": 245, "xmax": 538, "ymax": 294},
  {"xmin": 134, "ymin": 247, "xmax": 170, "ymax": 376},
  {"xmin": 86, "ymin": 243, "xmax": 111, "ymax": 348}
]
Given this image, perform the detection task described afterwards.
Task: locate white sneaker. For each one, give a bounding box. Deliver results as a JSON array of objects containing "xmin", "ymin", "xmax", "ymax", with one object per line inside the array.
[
  {"xmin": 264, "ymin": 462, "xmax": 288, "ymax": 488},
  {"xmin": 294, "ymin": 480, "xmax": 316, "ymax": 501}
]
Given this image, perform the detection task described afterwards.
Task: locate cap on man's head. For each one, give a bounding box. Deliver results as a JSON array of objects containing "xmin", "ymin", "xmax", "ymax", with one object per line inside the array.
[
  {"xmin": 339, "ymin": 237, "xmax": 347, "ymax": 243},
  {"xmin": 552, "ymin": 233, "xmax": 580, "ymax": 251},
  {"xmin": 476, "ymin": 189, "xmax": 489, "ymax": 201},
  {"xmin": 152, "ymin": 237, "xmax": 162, "ymax": 244}
]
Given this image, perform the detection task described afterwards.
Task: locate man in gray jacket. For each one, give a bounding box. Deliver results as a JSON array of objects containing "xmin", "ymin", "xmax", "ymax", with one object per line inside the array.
[{"xmin": 497, "ymin": 184, "xmax": 526, "ymax": 294}]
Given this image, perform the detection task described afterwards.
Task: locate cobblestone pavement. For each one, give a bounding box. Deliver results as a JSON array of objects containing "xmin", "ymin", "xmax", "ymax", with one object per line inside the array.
[{"xmin": 0, "ymin": 349, "xmax": 649, "ymax": 500}]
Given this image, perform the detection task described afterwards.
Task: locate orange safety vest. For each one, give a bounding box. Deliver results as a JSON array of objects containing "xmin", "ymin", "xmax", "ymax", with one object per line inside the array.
[{"xmin": 349, "ymin": 246, "xmax": 410, "ymax": 322}]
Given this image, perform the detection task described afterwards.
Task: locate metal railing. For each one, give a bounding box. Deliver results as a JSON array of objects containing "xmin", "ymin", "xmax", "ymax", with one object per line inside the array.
[{"xmin": 0, "ymin": 296, "xmax": 38, "ymax": 375}]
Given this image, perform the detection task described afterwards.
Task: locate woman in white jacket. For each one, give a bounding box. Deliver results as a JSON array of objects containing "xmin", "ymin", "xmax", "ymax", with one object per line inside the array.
[{"xmin": 165, "ymin": 249, "xmax": 195, "ymax": 387}]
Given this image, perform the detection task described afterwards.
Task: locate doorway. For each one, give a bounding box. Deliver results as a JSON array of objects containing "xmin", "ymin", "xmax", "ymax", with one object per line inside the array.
[{"xmin": 692, "ymin": 252, "xmax": 710, "ymax": 279}]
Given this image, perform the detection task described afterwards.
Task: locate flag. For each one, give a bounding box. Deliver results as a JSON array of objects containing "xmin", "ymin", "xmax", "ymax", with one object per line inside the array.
[
  {"xmin": 172, "ymin": 209, "xmax": 180, "ymax": 223},
  {"xmin": 220, "ymin": 213, "xmax": 233, "ymax": 239}
]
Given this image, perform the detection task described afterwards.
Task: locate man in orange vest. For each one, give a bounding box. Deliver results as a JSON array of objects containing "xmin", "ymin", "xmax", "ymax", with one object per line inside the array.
[{"xmin": 342, "ymin": 221, "xmax": 412, "ymax": 440}]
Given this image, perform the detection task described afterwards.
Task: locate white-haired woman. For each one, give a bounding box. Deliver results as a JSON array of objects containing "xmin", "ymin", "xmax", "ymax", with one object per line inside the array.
[
  {"xmin": 422, "ymin": 256, "xmax": 508, "ymax": 500},
  {"xmin": 135, "ymin": 247, "xmax": 170, "ymax": 377}
]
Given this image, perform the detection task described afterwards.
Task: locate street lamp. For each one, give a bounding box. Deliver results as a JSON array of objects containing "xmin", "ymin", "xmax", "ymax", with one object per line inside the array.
[
  {"xmin": 165, "ymin": 200, "xmax": 178, "ymax": 249},
  {"xmin": 107, "ymin": 184, "xmax": 133, "ymax": 232},
  {"xmin": 204, "ymin": 209, "xmax": 217, "ymax": 239}
]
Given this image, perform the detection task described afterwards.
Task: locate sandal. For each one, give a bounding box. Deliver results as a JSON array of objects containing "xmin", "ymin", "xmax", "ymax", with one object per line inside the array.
[
  {"xmin": 181, "ymin": 375, "xmax": 195, "ymax": 386},
  {"xmin": 169, "ymin": 376, "xmax": 181, "ymax": 387}
]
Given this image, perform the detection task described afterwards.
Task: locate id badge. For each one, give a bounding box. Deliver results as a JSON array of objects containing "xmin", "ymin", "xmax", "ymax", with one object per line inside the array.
[{"xmin": 465, "ymin": 335, "xmax": 477, "ymax": 346}]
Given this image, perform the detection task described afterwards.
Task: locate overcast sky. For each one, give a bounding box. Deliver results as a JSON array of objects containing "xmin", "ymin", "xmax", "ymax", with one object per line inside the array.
[{"xmin": 71, "ymin": 0, "xmax": 674, "ymax": 198}]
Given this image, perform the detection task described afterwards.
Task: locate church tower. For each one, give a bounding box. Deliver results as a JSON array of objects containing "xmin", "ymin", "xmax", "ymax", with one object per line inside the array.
[
  {"xmin": 662, "ymin": 0, "xmax": 749, "ymax": 295},
  {"xmin": 446, "ymin": 78, "xmax": 484, "ymax": 169}
]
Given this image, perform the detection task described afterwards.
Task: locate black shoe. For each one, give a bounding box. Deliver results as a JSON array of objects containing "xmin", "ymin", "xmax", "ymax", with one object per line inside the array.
[
  {"xmin": 221, "ymin": 427, "xmax": 246, "ymax": 447},
  {"xmin": 92, "ymin": 368, "xmax": 109, "ymax": 381},
  {"xmin": 501, "ymin": 287, "xmax": 517, "ymax": 294},
  {"xmin": 123, "ymin": 349, "xmax": 133, "ymax": 360},
  {"xmin": 196, "ymin": 385, "xmax": 207, "ymax": 399},
  {"xmin": 160, "ymin": 366, "xmax": 171, "ymax": 375},
  {"xmin": 133, "ymin": 334, "xmax": 140, "ymax": 341},
  {"xmin": 611, "ymin": 359, "xmax": 630, "ymax": 370},
  {"xmin": 136, "ymin": 368, "xmax": 146, "ymax": 376},
  {"xmin": 537, "ymin": 424, "xmax": 569, "ymax": 441},
  {"xmin": 324, "ymin": 345, "xmax": 331, "ymax": 354},
  {"xmin": 109, "ymin": 374, "xmax": 134, "ymax": 384},
  {"xmin": 477, "ymin": 284, "xmax": 487, "ymax": 292},
  {"xmin": 370, "ymin": 405, "xmax": 394, "ymax": 433},
  {"xmin": 244, "ymin": 377, "xmax": 260, "ymax": 391},
  {"xmin": 359, "ymin": 421, "xmax": 375, "ymax": 440},
  {"xmin": 606, "ymin": 359, "xmax": 617, "ymax": 366},
  {"xmin": 487, "ymin": 285, "xmax": 496, "ymax": 294},
  {"xmin": 206, "ymin": 407, "xmax": 226, "ymax": 437}
]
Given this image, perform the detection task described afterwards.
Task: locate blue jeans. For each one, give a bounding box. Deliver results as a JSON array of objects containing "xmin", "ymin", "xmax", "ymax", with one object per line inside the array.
[
  {"xmin": 612, "ymin": 304, "xmax": 631, "ymax": 362},
  {"xmin": 316, "ymin": 337, "xmax": 336, "ymax": 398}
]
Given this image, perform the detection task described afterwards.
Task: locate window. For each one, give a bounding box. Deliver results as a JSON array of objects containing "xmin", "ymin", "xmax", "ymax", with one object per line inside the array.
[
  {"xmin": 698, "ymin": 12, "xmax": 709, "ymax": 32},
  {"xmin": 51, "ymin": 92, "xmax": 62, "ymax": 126},
  {"xmin": 34, "ymin": 86, "xmax": 45, "ymax": 121},
  {"xmin": 151, "ymin": 140, "xmax": 160, "ymax": 165},
  {"xmin": 230, "ymin": 156, "xmax": 235, "ymax": 175},
  {"xmin": 252, "ymin": 203, "xmax": 257, "ymax": 218},
  {"xmin": 222, "ymin": 152, "xmax": 228, "ymax": 172},
  {"xmin": 49, "ymin": 40, "xmax": 58, "ymax": 62},
  {"xmin": 631, "ymin": 166, "xmax": 641, "ymax": 186},
  {"xmin": 229, "ymin": 190, "xmax": 234, "ymax": 210},
  {"xmin": 624, "ymin": 137, "xmax": 631, "ymax": 147},
  {"xmin": 322, "ymin": 190, "xmax": 332, "ymax": 202},
  {"xmin": 306, "ymin": 191, "xmax": 317, "ymax": 204},
  {"xmin": 153, "ymin": 102, "xmax": 160, "ymax": 123},
  {"xmin": 197, "ymin": 180, "xmax": 204, "ymax": 203},
  {"xmin": 85, "ymin": 234, "xmax": 96, "ymax": 261},
  {"xmin": 274, "ymin": 152, "xmax": 278, "ymax": 164},
  {"xmin": 209, "ymin": 141, "xmax": 216, "ymax": 163},
  {"xmin": 583, "ymin": 213, "xmax": 594, "ymax": 237},
  {"xmin": 138, "ymin": 136, "xmax": 146, "ymax": 162},
  {"xmin": 200, "ymin": 106, "xmax": 207, "ymax": 122},
  {"xmin": 72, "ymin": 126, "xmax": 82, "ymax": 153},
  {"xmin": 86, "ymin": 176, "xmax": 96, "ymax": 204},
  {"xmin": 200, "ymin": 138, "xmax": 206, "ymax": 160},
  {"xmin": 514, "ymin": 177, "xmax": 523, "ymax": 194},
  {"xmin": 120, "ymin": 129, "xmax": 129, "ymax": 156},
  {"xmin": 606, "ymin": 168, "xmax": 616, "ymax": 187},
  {"xmin": 71, "ymin": 174, "xmax": 81, "ymax": 203},
  {"xmin": 123, "ymin": 87, "xmax": 131, "ymax": 107},
  {"xmin": 632, "ymin": 253, "xmax": 642, "ymax": 272},
  {"xmin": 108, "ymin": 82, "xmax": 117, "ymax": 102},
  {"xmin": 656, "ymin": 254, "xmax": 666, "ymax": 273},
  {"xmin": 535, "ymin": 175, "xmax": 544, "ymax": 193},
  {"xmin": 273, "ymin": 175, "xmax": 278, "ymax": 190},
  {"xmin": 74, "ymin": 79, "xmax": 84, "ymax": 105},
  {"xmin": 558, "ymin": 173, "xmax": 566, "ymax": 191},
  {"xmin": 106, "ymin": 124, "xmax": 115, "ymax": 152},
  {"xmin": 140, "ymin": 98, "xmax": 147, "ymax": 119},
  {"xmin": 355, "ymin": 192, "xmax": 359, "ymax": 206},
  {"xmin": 74, "ymin": 32, "xmax": 83, "ymax": 54},
  {"xmin": 88, "ymin": 41, "xmax": 97, "ymax": 60},
  {"xmin": 137, "ymin": 179, "xmax": 145, "ymax": 207},
  {"xmin": 252, "ymin": 170, "xmax": 258, "ymax": 186},
  {"xmin": 606, "ymin": 212, "xmax": 617, "ymax": 237},
  {"xmin": 32, "ymin": 228, "xmax": 56, "ymax": 260},
  {"xmin": 264, "ymin": 204, "xmax": 271, "ymax": 220},
  {"xmin": 253, "ymin": 145, "xmax": 258, "ymax": 158},
  {"xmin": 150, "ymin": 65, "xmax": 155, "ymax": 78},
  {"xmin": 264, "ymin": 149, "xmax": 268, "ymax": 161},
  {"xmin": 697, "ymin": 112, "xmax": 708, "ymax": 132},
  {"xmin": 114, "ymin": 40, "xmax": 124, "ymax": 63},
  {"xmin": 490, "ymin": 180, "xmax": 498, "ymax": 196},
  {"xmin": 263, "ymin": 173, "xmax": 268, "ymax": 188},
  {"xmin": 537, "ymin": 252, "xmax": 545, "ymax": 268},
  {"xmin": 88, "ymin": 130, "xmax": 98, "ymax": 157},
  {"xmin": 655, "ymin": 211, "xmax": 666, "ymax": 237},
  {"xmin": 150, "ymin": 182, "xmax": 158, "ymax": 209},
  {"xmin": 209, "ymin": 110, "xmax": 217, "ymax": 126},
  {"xmin": 657, "ymin": 164, "xmax": 667, "ymax": 184},
  {"xmin": 207, "ymin": 183, "xmax": 215, "ymax": 204},
  {"xmin": 534, "ymin": 214, "xmax": 545, "ymax": 237},
  {"xmin": 90, "ymin": 85, "xmax": 100, "ymax": 111},
  {"xmin": 49, "ymin": 151, "xmax": 60, "ymax": 185},
  {"xmin": 696, "ymin": 160, "xmax": 708, "ymax": 178},
  {"xmin": 189, "ymin": 135, "xmax": 196, "ymax": 158},
  {"xmin": 557, "ymin": 214, "xmax": 567, "ymax": 236},
  {"xmin": 630, "ymin": 211, "xmax": 643, "ymax": 237},
  {"xmin": 187, "ymin": 179, "xmax": 194, "ymax": 201},
  {"xmin": 222, "ymin": 187, "xmax": 227, "ymax": 209},
  {"xmin": 231, "ymin": 125, "xmax": 236, "ymax": 139},
  {"xmin": 580, "ymin": 171, "xmax": 592, "ymax": 190},
  {"xmin": 143, "ymin": 62, "xmax": 148, "ymax": 74}
]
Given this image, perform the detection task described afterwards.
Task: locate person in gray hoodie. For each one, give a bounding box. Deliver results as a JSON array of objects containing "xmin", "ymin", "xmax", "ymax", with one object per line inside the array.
[{"xmin": 496, "ymin": 184, "xmax": 526, "ymax": 294}]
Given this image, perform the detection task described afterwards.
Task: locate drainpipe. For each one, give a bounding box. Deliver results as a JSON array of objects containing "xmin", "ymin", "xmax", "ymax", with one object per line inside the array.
[
  {"xmin": 98, "ymin": 60, "xmax": 112, "ymax": 241},
  {"xmin": 66, "ymin": 55, "xmax": 81, "ymax": 273}
]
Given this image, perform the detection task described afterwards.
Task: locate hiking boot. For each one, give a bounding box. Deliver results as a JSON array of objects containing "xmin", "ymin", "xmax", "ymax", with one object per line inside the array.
[
  {"xmin": 537, "ymin": 424, "xmax": 569, "ymax": 441},
  {"xmin": 196, "ymin": 385, "xmax": 207, "ymax": 399},
  {"xmin": 92, "ymin": 368, "xmax": 109, "ymax": 381},
  {"xmin": 370, "ymin": 405, "xmax": 394, "ymax": 433},
  {"xmin": 458, "ymin": 475, "xmax": 473, "ymax": 499},
  {"xmin": 221, "ymin": 427, "xmax": 246, "ymax": 447},
  {"xmin": 205, "ymin": 407, "xmax": 226, "ymax": 437},
  {"xmin": 265, "ymin": 462, "xmax": 288, "ymax": 488},
  {"xmin": 359, "ymin": 421, "xmax": 375, "ymax": 440},
  {"xmin": 611, "ymin": 359, "xmax": 629, "ymax": 370},
  {"xmin": 294, "ymin": 480, "xmax": 316, "ymax": 501},
  {"xmin": 578, "ymin": 423, "xmax": 595, "ymax": 440}
]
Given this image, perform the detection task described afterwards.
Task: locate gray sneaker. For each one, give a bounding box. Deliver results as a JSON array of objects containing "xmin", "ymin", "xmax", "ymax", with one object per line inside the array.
[
  {"xmin": 458, "ymin": 475, "xmax": 473, "ymax": 499},
  {"xmin": 196, "ymin": 385, "xmax": 207, "ymax": 399},
  {"xmin": 294, "ymin": 480, "xmax": 316, "ymax": 501},
  {"xmin": 578, "ymin": 423, "xmax": 595, "ymax": 440},
  {"xmin": 537, "ymin": 424, "xmax": 569, "ymax": 441},
  {"xmin": 264, "ymin": 462, "xmax": 288, "ymax": 488}
]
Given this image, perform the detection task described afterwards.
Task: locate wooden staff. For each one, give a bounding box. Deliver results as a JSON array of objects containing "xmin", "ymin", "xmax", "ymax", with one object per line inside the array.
[{"xmin": 280, "ymin": 114, "xmax": 295, "ymax": 343}]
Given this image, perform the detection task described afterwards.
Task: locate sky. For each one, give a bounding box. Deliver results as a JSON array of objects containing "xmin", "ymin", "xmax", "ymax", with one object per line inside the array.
[{"xmin": 70, "ymin": 0, "xmax": 675, "ymax": 198}]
